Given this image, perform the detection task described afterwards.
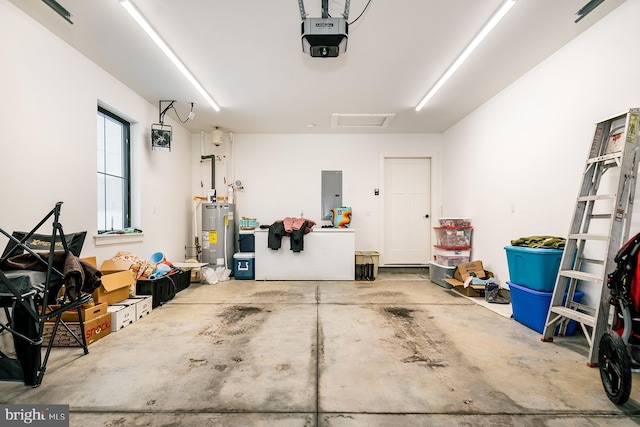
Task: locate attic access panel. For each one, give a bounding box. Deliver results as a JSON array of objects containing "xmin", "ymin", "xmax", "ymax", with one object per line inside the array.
[{"xmin": 331, "ymin": 114, "xmax": 395, "ymax": 128}]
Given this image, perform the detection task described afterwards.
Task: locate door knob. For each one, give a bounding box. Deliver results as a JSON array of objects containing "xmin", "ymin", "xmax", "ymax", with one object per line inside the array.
[{"xmin": 425, "ymin": 214, "xmax": 430, "ymax": 218}]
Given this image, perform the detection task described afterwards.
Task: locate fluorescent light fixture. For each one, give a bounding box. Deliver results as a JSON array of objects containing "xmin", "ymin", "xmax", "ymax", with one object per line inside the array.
[
  {"xmin": 415, "ymin": 0, "xmax": 516, "ymax": 112},
  {"xmin": 42, "ymin": 0, "xmax": 73, "ymax": 24},
  {"xmin": 575, "ymin": 0, "xmax": 605, "ymax": 23},
  {"xmin": 119, "ymin": 0, "xmax": 220, "ymax": 112}
]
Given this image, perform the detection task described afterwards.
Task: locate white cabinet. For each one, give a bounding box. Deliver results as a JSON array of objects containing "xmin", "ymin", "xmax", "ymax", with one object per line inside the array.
[{"xmin": 254, "ymin": 228, "xmax": 355, "ymax": 280}]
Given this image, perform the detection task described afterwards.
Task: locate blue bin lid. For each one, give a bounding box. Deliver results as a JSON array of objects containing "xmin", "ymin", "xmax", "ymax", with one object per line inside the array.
[{"xmin": 505, "ymin": 245, "xmax": 563, "ymax": 254}]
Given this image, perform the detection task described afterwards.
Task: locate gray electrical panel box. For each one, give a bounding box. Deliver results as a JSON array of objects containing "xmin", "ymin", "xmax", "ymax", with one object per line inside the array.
[{"xmin": 321, "ymin": 170, "xmax": 342, "ymax": 220}]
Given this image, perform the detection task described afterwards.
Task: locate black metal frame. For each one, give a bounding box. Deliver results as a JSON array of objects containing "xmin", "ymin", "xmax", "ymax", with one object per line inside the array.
[{"xmin": 0, "ymin": 202, "xmax": 90, "ymax": 387}]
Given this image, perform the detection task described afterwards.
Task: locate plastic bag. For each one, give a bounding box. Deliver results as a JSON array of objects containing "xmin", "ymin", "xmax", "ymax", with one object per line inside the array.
[
  {"xmin": 201, "ymin": 266, "xmax": 219, "ymax": 285},
  {"xmin": 201, "ymin": 266, "xmax": 231, "ymax": 284},
  {"xmin": 215, "ymin": 267, "xmax": 231, "ymax": 282}
]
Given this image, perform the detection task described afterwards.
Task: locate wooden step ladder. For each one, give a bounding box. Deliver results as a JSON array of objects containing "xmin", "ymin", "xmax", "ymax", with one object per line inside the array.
[{"xmin": 541, "ymin": 108, "xmax": 640, "ymax": 366}]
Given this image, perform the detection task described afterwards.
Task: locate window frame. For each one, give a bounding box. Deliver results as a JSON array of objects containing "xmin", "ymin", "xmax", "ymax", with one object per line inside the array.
[{"xmin": 97, "ymin": 106, "xmax": 131, "ymax": 232}]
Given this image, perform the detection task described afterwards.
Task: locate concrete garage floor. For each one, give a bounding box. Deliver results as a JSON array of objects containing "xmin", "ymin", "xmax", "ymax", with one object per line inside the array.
[{"xmin": 2, "ymin": 270, "xmax": 640, "ymax": 426}]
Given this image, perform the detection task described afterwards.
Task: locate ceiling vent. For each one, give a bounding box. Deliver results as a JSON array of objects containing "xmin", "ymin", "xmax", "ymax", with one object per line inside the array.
[{"xmin": 331, "ymin": 114, "xmax": 395, "ymax": 128}]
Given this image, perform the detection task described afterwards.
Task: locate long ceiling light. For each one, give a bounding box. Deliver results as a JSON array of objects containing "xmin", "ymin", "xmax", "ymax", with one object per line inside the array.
[
  {"xmin": 415, "ymin": 0, "xmax": 517, "ymax": 112},
  {"xmin": 119, "ymin": 0, "xmax": 221, "ymax": 112},
  {"xmin": 42, "ymin": 0, "xmax": 73, "ymax": 24},
  {"xmin": 575, "ymin": 0, "xmax": 605, "ymax": 23}
]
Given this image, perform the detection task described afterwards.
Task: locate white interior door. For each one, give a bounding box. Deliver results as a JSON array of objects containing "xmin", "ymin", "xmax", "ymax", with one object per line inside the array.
[{"xmin": 383, "ymin": 157, "xmax": 431, "ymax": 265}]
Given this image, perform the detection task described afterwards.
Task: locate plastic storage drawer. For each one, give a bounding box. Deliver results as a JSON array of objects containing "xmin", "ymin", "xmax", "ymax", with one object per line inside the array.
[
  {"xmin": 433, "ymin": 226, "xmax": 472, "ymax": 248},
  {"xmin": 504, "ymin": 246, "xmax": 563, "ymax": 291},
  {"xmin": 434, "ymin": 247, "xmax": 470, "ymax": 267},
  {"xmin": 438, "ymin": 218, "xmax": 471, "ymax": 227},
  {"xmin": 428, "ymin": 262, "xmax": 455, "ymax": 288}
]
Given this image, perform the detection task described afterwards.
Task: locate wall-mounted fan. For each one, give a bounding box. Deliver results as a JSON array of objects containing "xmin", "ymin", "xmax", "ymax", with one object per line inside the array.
[{"xmin": 151, "ymin": 123, "xmax": 172, "ymax": 152}]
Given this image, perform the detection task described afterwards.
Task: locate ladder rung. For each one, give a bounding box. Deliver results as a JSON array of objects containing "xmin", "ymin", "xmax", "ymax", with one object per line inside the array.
[
  {"xmin": 567, "ymin": 301, "xmax": 596, "ymax": 316},
  {"xmin": 588, "ymin": 214, "xmax": 612, "ymax": 220},
  {"xmin": 548, "ymin": 306, "xmax": 596, "ymax": 327},
  {"xmin": 558, "ymin": 269, "xmax": 603, "ymax": 284},
  {"xmin": 586, "ymin": 152, "xmax": 622, "ymax": 164},
  {"xmin": 577, "ymin": 195, "xmax": 615, "ymax": 202},
  {"xmin": 577, "ymin": 257, "xmax": 604, "ymax": 266},
  {"xmin": 568, "ymin": 233, "xmax": 609, "ymax": 241}
]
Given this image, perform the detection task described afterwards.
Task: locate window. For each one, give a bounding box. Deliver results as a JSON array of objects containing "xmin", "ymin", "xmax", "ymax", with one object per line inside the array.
[{"xmin": 97, "ymin": 107, "xmax": 130, "ymax": 232}]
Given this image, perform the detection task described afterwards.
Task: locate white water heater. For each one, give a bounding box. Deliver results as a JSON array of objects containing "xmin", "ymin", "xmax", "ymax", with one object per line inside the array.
[
  {"xmin": 212, "ymin": 129, "xmax": 224, "ymax": 145},
  {"xmin": 202, "ymin": 202, "xmax": 236, "ymax": 268}
]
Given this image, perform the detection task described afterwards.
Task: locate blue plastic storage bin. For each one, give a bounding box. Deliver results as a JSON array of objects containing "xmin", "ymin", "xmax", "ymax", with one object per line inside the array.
[
  {"xmin": 507, "ymin": 281, "xmax": 583, "ymax": 335},
  {"xmin": 505, "ymin": 246, "xmax": 563, "ymax": 291},
  {"xmin": 238, "ymin": 231, "xmax": 255, "ymax": 252},
  {"xmin": 233, "ymin": 253, "xmax": 255, "ymax": 280}
]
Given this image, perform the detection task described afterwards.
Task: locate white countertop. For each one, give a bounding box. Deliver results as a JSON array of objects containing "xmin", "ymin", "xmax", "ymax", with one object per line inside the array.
[{"xmin": 254, "ymin": 227, "xmax": 354, "ymax": 233}]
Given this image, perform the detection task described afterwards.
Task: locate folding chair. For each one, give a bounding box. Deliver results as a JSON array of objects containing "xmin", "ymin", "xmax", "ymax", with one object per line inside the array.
[{"xmin": 0, "ymin": 202, "xmax": 97, "ymax": 387}]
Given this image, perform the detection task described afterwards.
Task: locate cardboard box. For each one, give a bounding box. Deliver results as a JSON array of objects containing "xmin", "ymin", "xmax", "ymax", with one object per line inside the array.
[
  {"xmin": 91, "ymin": 259, "xmax": 136, "ymax": 305},
  {"xmin": 81, "ymin": 256, "xmax": 98, "ymax": 266},
  {"xmin": 43, "ymin": 312, "xmax": 111, "ymax": 347},
  {"xmin": 99, "ymin": 259, "xmax": 135, "ymax": 274},
  {"xmin": 443, "ymin": 260, "xmax": 494, "ymax": 297},
  {"xmin": 41, "ymin": 302, "xmax": 108, "ymax": 322},
  {"xmin": 117, "ymin": 296, "xmax": 152, "ymax": 319},
  {"xmin": 107, "ymin": 303, "xmax": 136, "ymax": 331},
  {"xmin": 59, "ymin": 302, "xmax": 108, "ymax": 322},
  {"xmin": 454, "ymin": 284, "xmax": 485, "ymax": 297}
]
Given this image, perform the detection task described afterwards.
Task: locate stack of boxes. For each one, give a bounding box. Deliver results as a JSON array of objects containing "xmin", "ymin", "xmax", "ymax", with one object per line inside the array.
[
  {"xmin": 429, "ymin": 218, "xmax": 472, "ymax": 288},
  {"xmin": 43, "ymin": 258, "xmax": 153, "ymax": 346},
  {"xmin": 108, "ymin": 296, "xmax": 153, "ymax": 331},
  {"xmin": 43, "ymin": 302, "xmax": 110, "ymax": 346},
  {"xmin": 505, "ymin": 245, "xmax": 583, "ymax": 334}
]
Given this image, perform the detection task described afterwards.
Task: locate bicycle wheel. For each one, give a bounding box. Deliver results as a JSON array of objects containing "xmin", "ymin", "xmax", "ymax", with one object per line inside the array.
[{"xmin": 598, "ymin": 330, "xmax": 632, "ymax": 405}]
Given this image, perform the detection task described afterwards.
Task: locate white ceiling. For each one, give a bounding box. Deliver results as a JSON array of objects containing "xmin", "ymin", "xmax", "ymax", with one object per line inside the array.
[{"xmin": 10, "ymin": 0, "xmax": 625, "ymax": 134}]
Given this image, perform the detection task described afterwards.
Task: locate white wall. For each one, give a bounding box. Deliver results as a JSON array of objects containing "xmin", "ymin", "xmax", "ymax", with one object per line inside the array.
[
  {"xmin": 4, "ymin": 0, "xmax": 639, "ymax": 303},
  {"xmin": 442, "ymin": 0, "xmax": 640, "ymax": 306},
  {"xmin": 0, "ymin": 0, "xmax": 193, "ymax": 264},
  {"xmin": 193, "ymin": 133, "xmax": 443, "ymax": 253}
]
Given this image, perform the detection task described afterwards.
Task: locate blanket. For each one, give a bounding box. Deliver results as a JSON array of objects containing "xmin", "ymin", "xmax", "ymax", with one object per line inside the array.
[
  {"xmin": 510, "ymin": 236, "xmax": 565, "ymax": 249},
  {"xmin": 0, "ymin": 251, "xmax": 101, "ymax": 298}
]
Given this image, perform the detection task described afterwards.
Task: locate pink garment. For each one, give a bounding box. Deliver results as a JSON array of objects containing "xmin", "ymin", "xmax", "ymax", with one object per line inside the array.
[{"xmin": 283, "ymin": 217, "xmax": 316, "ymax": 233}]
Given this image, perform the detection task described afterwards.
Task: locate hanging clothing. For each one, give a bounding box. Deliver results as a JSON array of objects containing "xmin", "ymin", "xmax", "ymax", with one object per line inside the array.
[
  {"xmin": 268, "ymin": 222, "xmax": 286, "ymax": 250},
  {"xmin": 289, "ymin": 221, "xmax": 308, "ymax": 253},
  {"xmin": 267, "ymin": 218, "xmax": 316, "ymax": 251}
]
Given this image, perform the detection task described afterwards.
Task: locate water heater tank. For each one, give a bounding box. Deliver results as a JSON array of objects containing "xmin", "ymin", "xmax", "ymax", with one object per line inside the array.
[
  {"xmin": 201, "ymin": 202, "xmax": 236, "ymax": 269},
  {"xmin": 212, "ymin": 129, "xmax": 224, "ymax": 145}
]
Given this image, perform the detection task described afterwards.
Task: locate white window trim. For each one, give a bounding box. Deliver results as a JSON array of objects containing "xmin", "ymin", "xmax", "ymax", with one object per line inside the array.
[{"xmin": 93, "ymin": 233, "xmax": 144, "ymax": 247}]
